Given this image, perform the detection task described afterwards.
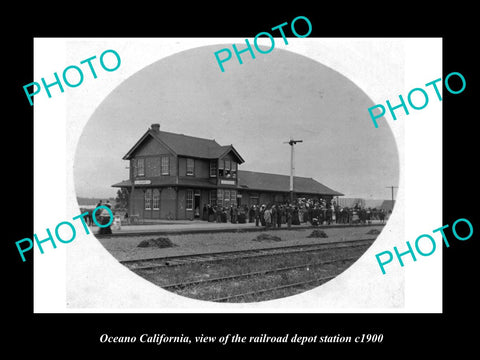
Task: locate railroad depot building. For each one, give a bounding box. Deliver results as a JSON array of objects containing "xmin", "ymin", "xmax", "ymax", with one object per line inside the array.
[{"xmin": 112, "ymin": 124, "xmax": 343, "ymax": 220}]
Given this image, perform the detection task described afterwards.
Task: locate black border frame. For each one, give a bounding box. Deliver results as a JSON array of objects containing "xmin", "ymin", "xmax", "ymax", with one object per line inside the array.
[{"xmin": 6, "ymin": 8, "xmax": 478, "ymax": 354}]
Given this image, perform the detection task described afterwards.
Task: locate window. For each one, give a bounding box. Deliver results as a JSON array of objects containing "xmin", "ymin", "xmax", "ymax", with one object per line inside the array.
[
  {"xmin": 161, "ymin": 155, "xmax": 169, "ymax": 175},
  {"xmin": 218, "ymin": 159, "xmax": 237, "ymax": 179},
  {"xmin": 210, "ymin": 160, "xmax": 217, "ymax": 177},
  {"xmin": 216, "ymin": 189, "xmax": 238, "ymax": 207},
  {"xmin": 136, "ymin": 158, "xmax": 145, "ymax": 177},
  {"xmin": 145, "ymin": 189, "xmax": 152, "ymax": 210},
  {"xmin": 209, "ymin": 190, "xmax": 217, "ymax": 206},
  {"xmin": 250, "ymin": 193, "xmax": 259, "ymax": 205},
  {"xmin": 224, "ymin": 160, "xmax": 231, "ymax": 178},
  {"xmin": 186, "ymin": 189, "xmax": 194, "ymax": 210},
  {"xmin": 218, "ymin": 159, "xmax": 224, "ymax": 177},
  {"xmin": 186, "ymin": 158, "xmax": 195, "ymax": 176},
  {"xmin": 152, "ymin": 189, "xmax": 160, "ymax": 210}
]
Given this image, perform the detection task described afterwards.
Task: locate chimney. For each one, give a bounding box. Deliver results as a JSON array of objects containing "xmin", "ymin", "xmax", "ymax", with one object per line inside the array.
[{"xmin": 151, "ymin": 123, "xmax": 160, "ymax": 132}]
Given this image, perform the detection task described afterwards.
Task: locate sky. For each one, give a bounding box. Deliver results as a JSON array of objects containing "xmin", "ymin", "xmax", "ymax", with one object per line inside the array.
[{"xmin": 74, "ymin": 43, "xmax": 399, "ymax": 200}]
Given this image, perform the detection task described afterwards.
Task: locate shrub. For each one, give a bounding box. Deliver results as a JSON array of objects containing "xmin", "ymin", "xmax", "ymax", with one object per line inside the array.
[
  {"xmin": 137, "ymin": 237, "xmax": 176, "ymax": 248},
  {"xmin": 307, "ymin": 229, "xmax": 328, "ymax": 238},
  {"xmin": 252, "ymin": 233, "xmax": 282, "ymax": 242}
]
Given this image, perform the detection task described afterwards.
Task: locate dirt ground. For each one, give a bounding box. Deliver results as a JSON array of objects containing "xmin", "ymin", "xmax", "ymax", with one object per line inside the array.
[{"xmin": 98, "ymin": 225, "xmax": 384, "ymax": 262}]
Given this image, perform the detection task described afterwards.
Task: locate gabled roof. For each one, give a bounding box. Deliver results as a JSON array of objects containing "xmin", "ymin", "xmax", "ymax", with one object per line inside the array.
[
  {"xmin": 237, "ymin": 170, "xmax": 343, "ymax": 196},
  {"xmin": 123, "ymin": 128, "xmax": 245, "ymax": 163}
]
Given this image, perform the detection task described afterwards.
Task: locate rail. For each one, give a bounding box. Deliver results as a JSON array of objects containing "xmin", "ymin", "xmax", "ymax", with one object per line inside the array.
[{"xmin": 120, "ymin": 238, "xmax": 375, "ymax": 270}]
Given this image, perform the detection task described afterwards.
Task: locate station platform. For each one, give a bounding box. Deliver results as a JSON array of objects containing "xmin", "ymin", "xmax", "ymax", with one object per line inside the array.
[{"xmin": 94, "ymin": 219, "xmax": 386, "ymax": 237}]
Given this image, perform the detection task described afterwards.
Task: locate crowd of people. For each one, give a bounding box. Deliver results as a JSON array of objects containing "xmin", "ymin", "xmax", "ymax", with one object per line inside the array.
[
  {"xmin": 201, "ymin": 197, "xmax": 390, "ymax": 228},
  {"xmin": 80, "ymin": 198, "xmax": 390, "ymax": 233}
]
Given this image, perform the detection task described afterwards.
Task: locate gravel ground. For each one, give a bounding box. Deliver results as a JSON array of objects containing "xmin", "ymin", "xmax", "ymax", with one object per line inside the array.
[{"xmin": 98, "ymin": 225, "xmax": 384, "ymax": 262}]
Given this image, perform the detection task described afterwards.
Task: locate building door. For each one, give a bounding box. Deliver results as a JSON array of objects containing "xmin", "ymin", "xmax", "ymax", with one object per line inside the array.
[{"xmin": 194, "ymin": 190, "xmax": 201, "ymax": 219}]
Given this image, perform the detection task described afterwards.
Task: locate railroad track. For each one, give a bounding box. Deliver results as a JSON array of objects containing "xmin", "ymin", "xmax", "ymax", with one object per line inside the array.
[
  {"xmin": 162, "ymin": 257, "xmax": 355, "ymax": 290},
  {"xmin": 120, "ymin": 238, "xmax": 375, "ymax": 270},
  {"xmin": 165, "ymin": 256, "xmax": 357, "ymax": 302},
  {"xmin": 122, "ymin": 238, "xmax": 374, "ymax": 303},
  {"xmin": 211, "ymin": 274, "xmax": 338, "ymax": 302}
]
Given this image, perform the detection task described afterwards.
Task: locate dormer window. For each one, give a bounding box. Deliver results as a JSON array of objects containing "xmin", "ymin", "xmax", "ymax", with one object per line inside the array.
[
  {"xmin": 218, "ymin": 158, "xmax": 237, "ymax": 179},
  {"xmin": 225, "ymin": 160, "xmax": 231, "ymax": 178},
  {"xmin": 218, "ymin": 159, "xmax": 224, "ymax": 177}
]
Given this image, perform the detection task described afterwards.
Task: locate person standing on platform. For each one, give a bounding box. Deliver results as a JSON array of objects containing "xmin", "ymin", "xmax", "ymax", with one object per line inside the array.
[
  {"xmin": 93, "ymin": 200, "xmax": 103, "ymax": 227},
  {"xmin": 249, "ymin": 205, "xmax": 255, "ymax": 223},
  {"xmin": 231, "ymin": 205, "xmax": 238, "ymax": 224},
  {"xmin": 271, "ymin": 205, "xmax": 277, "ymax": 229},
  {"xmin": 292, "ymin": 206, "xmax": 300, "ymax": 225},
  {"xmin": 260, "ymin": 205, "xmax": 266, "ymax": 227},
  {"xmin": 97, "ymin": 206, "xmax": 112, "ymax": 235},
  {"xmin": 254, "ymin": 205, "xmax": 260, "ymax": 227},
  {"xmin": 286, "ymin": 205, "xmax": 292, "ymax": 228},
  {"xmin": 264, "ymin": 206, "xmax": 272, "ymax": 229},
  {"xmin": 277, "ymin": 205, "xmax": 283, "ymax": 228},
  {"xmin": 207, "ymin": 204, "xmax": 213, "ymax": 222}
]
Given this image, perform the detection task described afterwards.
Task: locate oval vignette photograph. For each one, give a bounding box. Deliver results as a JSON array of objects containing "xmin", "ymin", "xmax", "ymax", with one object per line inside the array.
[{"xmin": 74, "ymin": 43, "xmax": 400, "ymax": 303}]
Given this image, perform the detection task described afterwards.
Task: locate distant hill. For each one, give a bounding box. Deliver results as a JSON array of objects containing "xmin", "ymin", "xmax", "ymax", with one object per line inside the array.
[{"xmin": 77, "ymin": 196, "xmax": 115, "ymax": 206}]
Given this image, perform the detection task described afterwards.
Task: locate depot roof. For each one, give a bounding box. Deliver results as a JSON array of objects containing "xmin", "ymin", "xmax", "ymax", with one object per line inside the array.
[
  {"xmin": 122, "ymin": 124, "xmax": 245, "ymax": 164},
  {"xmin": 112, "ymin": 170, "xmax": 343, "ymax": 196},
  {"xmin": 237, "ymin": 170, "xmax": 343, "ymax": 196}
]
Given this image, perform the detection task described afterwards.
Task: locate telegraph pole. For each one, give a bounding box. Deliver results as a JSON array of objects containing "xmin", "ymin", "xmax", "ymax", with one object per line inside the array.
[
  {"xmin": 386, "ymin": 186, "xmax": 398, "ymax": 202},
  {"xmin": 284, "ymin": 139, "xmax": 303, "ymax": 202}
]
